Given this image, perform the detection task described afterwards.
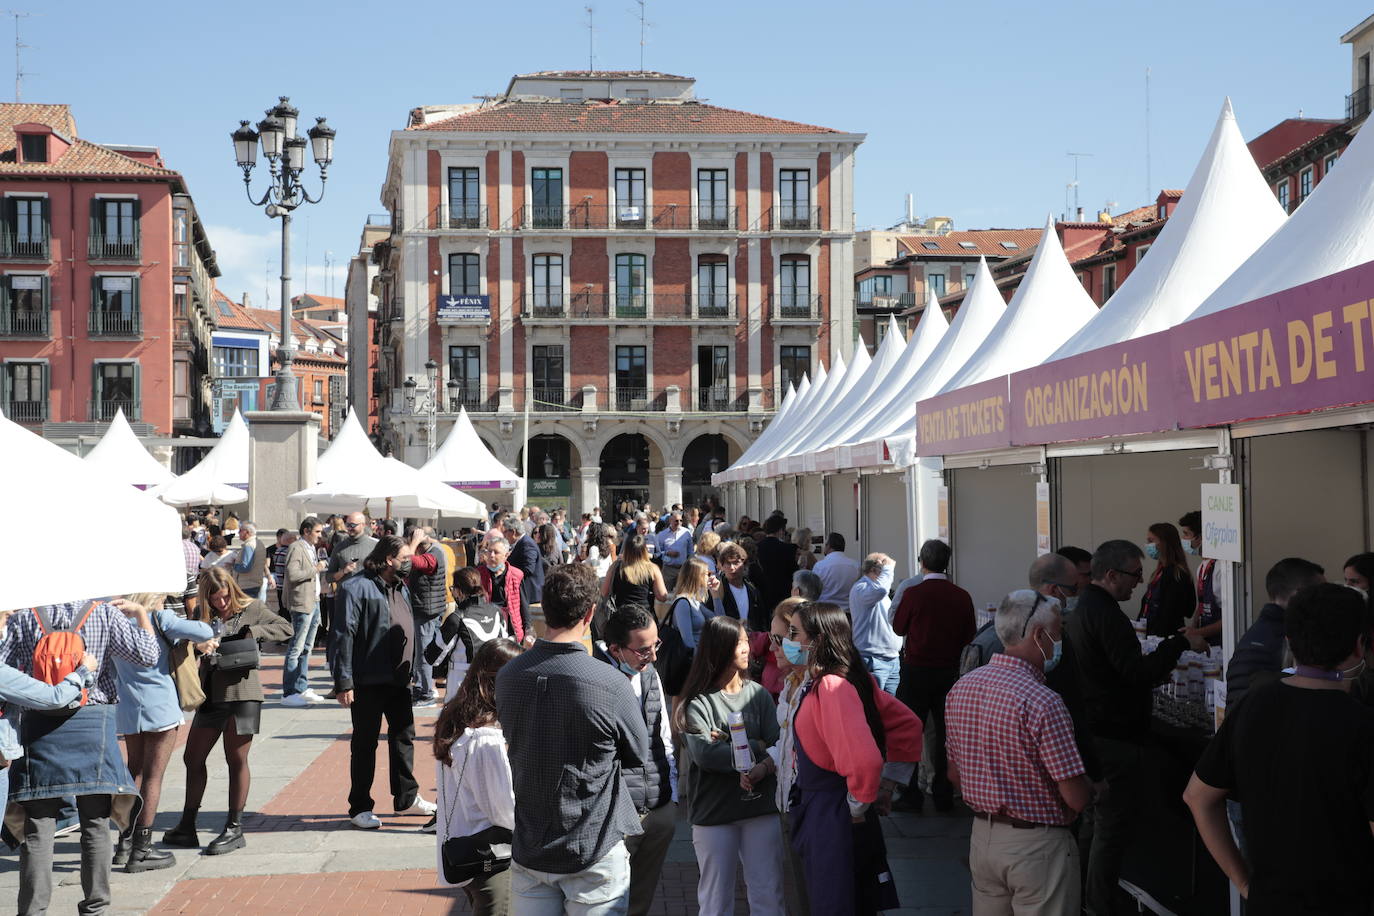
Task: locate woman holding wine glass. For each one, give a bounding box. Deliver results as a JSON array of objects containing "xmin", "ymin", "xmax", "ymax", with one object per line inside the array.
[{"xmin": 677, "ymin": 615, "xmax": 784, "ymax": 916}]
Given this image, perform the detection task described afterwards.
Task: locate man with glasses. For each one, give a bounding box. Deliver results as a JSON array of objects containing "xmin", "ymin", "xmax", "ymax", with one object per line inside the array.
[
  {"xmin": 596, "ymin": 604, "xmax": 675, "ymax": 916},
  {"xmin": 324, "ymin": 513, "xmax": 378, "ymax": 690},
  {"xmin": 1067, "ymin": 539, "xmax": 1207, "ymax": 916},
  {"xmin": 946, "ymin": 589, "xmax": 1093, "ymax": 914}
]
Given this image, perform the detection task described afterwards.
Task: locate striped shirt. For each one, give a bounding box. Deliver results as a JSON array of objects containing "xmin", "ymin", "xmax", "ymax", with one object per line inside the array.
[
  {"xmin": 0, "ymin": 601, "xmax": 159, "ymax": 705},
  {"xmin": 181, "ymin": 538, "xmax": 202, "ymax": 577},
  {"xmin": 946, "ymin": 653, "xmax": 1085, "ymax": 826}
]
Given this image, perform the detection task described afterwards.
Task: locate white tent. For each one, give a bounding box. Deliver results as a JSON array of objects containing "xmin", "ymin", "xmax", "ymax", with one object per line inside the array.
[
  {"xmin": 1, "ymin": 411, "xmax": 184, "ymax": 607},
  {"xmin": 839, "ymin": 257, "xmax": 1009, "ymax": 461},
  {"xmin": 82, "ymin": 407, "xmax": 176, "ymax": 490},
  {"xmin": 421, "ymin": 407, "xmax": 522, "ymax": 490},
  {"xmin": 797, "ymin": 316, "xmax": 910, "ymax": 470},
  {"xmin": 766, "ymin": 344, "xmax": 874, "ymax": 475},
  {"xmin": 1053, "ymin": 99, "xmax": 1286, "ymax": 358},
  {"xmin": 813, "ymin": 293, "xmax": 951, "ymax": 465},
  {"xmin": 1190, "ymin": 95, "xmax": 1374, "ymax": 319},
  {"xmin": 153, "ymin": 411, "xmax": 250, "ymax": 507},
  {"xmin": 937, "ymin": 218, "xmax": 1098, "ymax": 393},
  {"xmin": 757, "ymin": 356, "xmax": 849, "ymax": 476},
  {"xmin": 289, "ymin": 410, "xmax": 486, "ymax": 520},
  {"xmin": 720, "ymin": 369, "xmax": 821, "ymax": 483}
]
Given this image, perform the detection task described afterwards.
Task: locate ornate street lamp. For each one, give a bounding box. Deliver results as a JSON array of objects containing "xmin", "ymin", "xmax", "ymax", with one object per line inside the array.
[
  {"xmin": 231, "ymin": 97, "xmax": 335, "ymax": 410},
  {"xmin": 543, "ymin": 454, "xmax": 555, "ymax": 478}
]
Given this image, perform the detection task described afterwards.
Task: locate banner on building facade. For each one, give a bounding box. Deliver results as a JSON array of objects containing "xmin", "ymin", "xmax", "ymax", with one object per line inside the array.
[
  {"xmin": 437, "ymin": 294, "xmax": 490, "ymax": 321},
  {"xmin": 529, "ymin": 477, "xmax": 571, "ymax": 499}
]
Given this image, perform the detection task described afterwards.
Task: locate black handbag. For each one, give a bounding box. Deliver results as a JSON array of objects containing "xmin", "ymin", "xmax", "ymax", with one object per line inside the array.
[
  {"xmin": 655, "ymin": 598, "xmax": 694, "ymax": 696},
  {"xmin": 213, "ymin": 635, "xmax": 260, "ymax": 671},
  {"xmin": 440, "ymin": 744, "xmax": 513, "ymax": 884}
]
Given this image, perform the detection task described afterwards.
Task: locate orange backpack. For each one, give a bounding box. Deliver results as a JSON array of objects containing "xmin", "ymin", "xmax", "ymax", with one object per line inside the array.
[{"xmin": 31, "ymin": 603, "xmax": 98, "ymax": 707}]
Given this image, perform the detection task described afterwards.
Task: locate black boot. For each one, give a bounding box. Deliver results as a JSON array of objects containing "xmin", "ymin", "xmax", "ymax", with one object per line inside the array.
[
  {"xmin": 111, "ymin": 828, "xmax": 133, "ymax": 866},
  {"xmin": 125, "ymin": 826, "xmax": 176, "ymax": 873},
  {"xmin": 161, "ymin": 808, "xmax": 200, "ymax": 848},
  {"xmin": 205, "ymin": 810, "xmax": 245, "ymax": 856}
]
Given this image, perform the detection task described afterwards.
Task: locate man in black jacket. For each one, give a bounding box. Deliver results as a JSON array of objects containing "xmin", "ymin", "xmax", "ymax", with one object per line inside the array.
[
  {"xmin": 503, "ymin": 516, "xmax": 546, "ymax": 612},
  {"xmin": 333, "ymin": 535, "xmax": 436, "ymax": 831},
  {"xmin": 1227, "ymin": 557, "xmax": 1325, "ymax": 705},
  {"xmin": 1067, "ymin": 539, "xmax": 1208, "ymax": 916},
  {"xmin": 754, "ymin": 514, "xmax": 798, "ymax": 620}
]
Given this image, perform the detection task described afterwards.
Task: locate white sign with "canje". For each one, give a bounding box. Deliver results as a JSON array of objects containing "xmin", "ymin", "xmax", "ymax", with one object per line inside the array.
[{"xmin": 1201, "ymin": 483, "xmax": 1242, "ymax": 563}]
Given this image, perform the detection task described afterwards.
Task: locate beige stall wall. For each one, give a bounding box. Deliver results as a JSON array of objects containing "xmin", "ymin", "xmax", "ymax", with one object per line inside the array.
[
  {"xmin": 950, "ymin": 465, "xmax": 1038, "ymax": 612},
  {"xmin": 779, "ymin": 477, "xmax": 801, "ymax": 528},
  {"xmin": 800, "ymin": 474, "xmax": 826, "ymax": 537},
  {"xmin": 827, "ymin": 472, "xmax": 861, "ymax": 546},
  {"xmin": 863, "ymin": 471, "xmax": 913, "ymax": 583},
  {"xmin": 1245, "ymin": 429, "xmax": 1365, "ymax": 616}
]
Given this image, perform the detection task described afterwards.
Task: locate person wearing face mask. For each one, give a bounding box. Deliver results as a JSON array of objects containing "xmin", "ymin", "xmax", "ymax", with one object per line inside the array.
[
  {"xmin": 1185, "ymin": 583, "xmax": 1374, "ymax": 914},
  {"xmin": 594, "ymin": 605, "xmax": 677, "ymax": 916},
  {"xmin": 946, "ymin": 589, "xmax": 1094, "ymax": 914},
  {"xmin": 1067, "ymin": 540, "xmax": 1209, "ymax": 916},
  {"xmin": 1055, "ymin": 546, "xmax": 1093, "ymax": 612},
  {"xmin": 478, "ymin": 538, "xmax": 531, "ymax": 647},
  {"xmin": 1137, "ymin": 523, "xmax": 1197, "ymax": 639},
  {"xmin": 764, "ymin": 598, "xmax": 813, "ymax": 916},
  {"xmin": 1342, "ymin": 552, "xmax": 1374, "ymax": 599},
  {"xmin": 1179, "ymin": 510, "xmax": 1224, "ymax": 647},
  {"xmin": 331, "ymin": 535, "xmax": 438, "ymax": 831}
]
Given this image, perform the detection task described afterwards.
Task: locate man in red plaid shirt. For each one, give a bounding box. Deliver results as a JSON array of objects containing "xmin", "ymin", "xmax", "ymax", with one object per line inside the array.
[{"xmin": 946, "ymin": 589, "xmax": 1093, "ymax": 915}]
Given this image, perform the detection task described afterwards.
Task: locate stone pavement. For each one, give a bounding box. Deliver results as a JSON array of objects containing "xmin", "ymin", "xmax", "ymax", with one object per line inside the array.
[{"xmin": 1, "ymin": 651, "xmax": 973, "ymax": 914}]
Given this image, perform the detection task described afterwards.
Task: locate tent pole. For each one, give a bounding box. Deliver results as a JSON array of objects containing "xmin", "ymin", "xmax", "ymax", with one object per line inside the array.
[
  {"xmin": 520, "ymin": 387, "xmax": 531, "ymax": 509},
  {"xmin": 386, "ymin": 496, "xmax": 392, "ymax": 521}
]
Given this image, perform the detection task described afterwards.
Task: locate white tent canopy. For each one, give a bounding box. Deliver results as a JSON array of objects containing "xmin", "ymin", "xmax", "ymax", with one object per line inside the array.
[
  {"xmin": 765, "ymin": 344, "xmax": 875, "ymax": 471},
  {"xmin": 752, "ymin": 355, "xmax": 849, "ymax": 472},
  {"xmin": 82, "ymin": 407, "xmax": 177, "ymax": 489},
  {"xmin": 289, "ymin": 410, "xmax": 486, "ymax": 520},
  {"xmin": 421, "ymin": 407, "xmax": 522, "ymax": 490},
  {"xmin": 152, "ymin": 411, "xmax": 250, "ymax": 507},
  {"xmin": 815, "ymin": 292, "xmax": 951, "ymax": 463},
  {"xmin": 1053, "ymin": 99, "xmax": 1286, "ymax": 358},
  {"xmin": 797, "ymin": 316, "xmax": 910, "ymax": 468},
  {"xmin": 938, "ymin": 218, "xmax": 1098, "ymax": 393},
  {"xmin": 1190, "ymin": 94, "xmax": 1374, "ymax": 319},
  {"xmin": 1, "ymin": 411, "xmax": 184, "ymax": 607},
  {"xmin": 720, "ymin": 367, "xmax": 823, "ymax": 482}
]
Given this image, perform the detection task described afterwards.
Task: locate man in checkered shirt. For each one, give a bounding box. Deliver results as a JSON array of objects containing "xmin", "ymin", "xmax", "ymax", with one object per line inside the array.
[{"xmin": 946, "ymin": 589, "xmax": 1093, "ymax": 915}]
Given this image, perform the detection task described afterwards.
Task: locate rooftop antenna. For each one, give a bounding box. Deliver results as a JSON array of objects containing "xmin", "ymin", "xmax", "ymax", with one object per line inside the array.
[
  {"xmin": 2, "ymin": 11, "xmax": 34, "ymax": 102},
  {"xmin": 634, "ymin": 0, "xmax": 650, "ymax": 73},
  {"xmin": 1144, "ymin": 66, "xmax": 1152, "ymax": 201},
  {"xmin": 585, "ymin": 6, "xmax": 595, "ymax": 72},
  {"xmin": 324, "ymin": 250, "xmax": 334, "ymax": 301},
  {"xmin": 1066, "ymin": 151, "xmax": 1093, "ymax": 218}
]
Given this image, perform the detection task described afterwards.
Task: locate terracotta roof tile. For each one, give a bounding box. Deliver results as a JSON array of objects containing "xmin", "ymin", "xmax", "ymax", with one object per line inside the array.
[
  {"xmin": 0, "ymin": 103, "xmax": 179, "ymax": 179},
  {"xmin": 516, "ymin": 69, "xmax": 690, "ymax": 80},
  {"xmin": 894, "ymin": 228, "xmax": 1042, "ymax": 259},
  {"xmin": 411, "ymin": 100, "xmax": 844, "ymax": 135}
]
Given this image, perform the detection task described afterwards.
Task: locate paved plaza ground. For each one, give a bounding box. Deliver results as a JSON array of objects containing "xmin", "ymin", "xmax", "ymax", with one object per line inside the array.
[{"xmin": 0, "ymin": 652, "xmax": 973, "ymax": 914}]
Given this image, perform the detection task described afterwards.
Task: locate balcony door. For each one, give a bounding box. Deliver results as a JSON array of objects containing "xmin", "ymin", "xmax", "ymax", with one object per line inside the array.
[
  {"xmin": 697, "ymin": 345, "xmax": 729, "ymax": 410},
  {"xmin": 615, "ymin": 253, "xmax": 647, "ymax": 317},
  {"xmin": 778, "ymin": 169, "xmax": 811, "ymax": 228},
  {"xmin": 532, "ymin": 345, "xmax": 565, "ymax": 409},
  {"xmin": 531, "ymin": 168, "xmax": 563, "ymax": 228},
  {"xmin": 697, "ymin": 169, "xmax": 728, "ymax": 228},
  {"xmin": 697, "ymin": 256, "xmax": 728, "ymax": 317},
  {"xmin": 94, "ymin": 361, "xmax": 138, "ymax": 421},
  {"xmin": 448, "ymin": 345, "xmax": 481, "ymax": 410},
  {"xmin": 615, "ymin": 345, "xmax": 647, "ymax": 409},
  {"xmin": 531, "ymin": 254, "xmax": 563, "ymax": 313}
]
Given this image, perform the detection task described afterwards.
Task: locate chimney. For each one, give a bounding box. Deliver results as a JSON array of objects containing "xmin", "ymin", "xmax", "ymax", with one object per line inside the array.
[
  {"xmin": 906, "ymin": 193, "xmax": 915, "ymax": 225},
  {"xmin": 1076, "ymin": 207, "xmax": 1085, "ymax": 221},
  {"xmin": 241, "ymin": 291, "xmax": 251, "ymax": 309}
]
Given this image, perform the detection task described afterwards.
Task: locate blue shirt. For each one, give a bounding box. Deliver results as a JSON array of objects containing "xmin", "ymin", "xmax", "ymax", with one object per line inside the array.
[
  {"xmin": 113, "ymin": 609, "xmax": 213, "ymax": 735},
  {"xmin": 656, "ymin": 527, "xmax": 693, "ymax": 566},
  {"xmin": 849, "ymin": 565, "xmax": 901, "ymax": 657}
]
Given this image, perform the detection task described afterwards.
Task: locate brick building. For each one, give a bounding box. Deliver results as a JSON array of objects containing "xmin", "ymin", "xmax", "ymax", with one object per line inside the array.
[
  {"xmin": 344, "ymin": 217, "xmax": 387, "ymax": 437},
  {"xmin": 370, "ymin": 70, "xmax": 863, "ymax": 512},
  {"xmin": 0, "ymin": 103, "xmax": 219, "ymax": 456}
]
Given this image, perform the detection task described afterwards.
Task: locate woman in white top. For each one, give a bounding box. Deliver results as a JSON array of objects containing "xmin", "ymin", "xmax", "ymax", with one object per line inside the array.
[
  {"xmin": 433, "ymin": 638, "xmax": 523, "ymax": 916},
  {"xmin": 198, "ymin": 535, "xmax": 234, "ymax": 571}
]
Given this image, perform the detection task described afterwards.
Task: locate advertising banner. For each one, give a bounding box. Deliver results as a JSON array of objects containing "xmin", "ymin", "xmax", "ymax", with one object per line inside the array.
[
  {"xmin": 436, "ymin": 294, "xmax": 490, "ymax": 321},
  {"xmin": 915, "ymin": 376, "xmax": 1012, "ymax": 457}
]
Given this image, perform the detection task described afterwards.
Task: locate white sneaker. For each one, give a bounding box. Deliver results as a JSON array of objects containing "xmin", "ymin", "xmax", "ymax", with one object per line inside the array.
[
  {"xmin": 350, "ymin": 811, "xmax": 382, "ymax": 830},
  {"xmin": 301, "ymin": 689, "xmax": 325, "ymax": 704},
  {"xmin": 404, "ymin": 796, "xmax": 437, "ymax": 816},
  {"xmin": 281, "ymin": 693, "xmax": 310, "ymax": 708}
]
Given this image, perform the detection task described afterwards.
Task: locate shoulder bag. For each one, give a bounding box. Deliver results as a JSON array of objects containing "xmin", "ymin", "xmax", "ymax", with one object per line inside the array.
[
  {"xmin": 440, "ymin": 741, "xmax": 513, "ymax": 884},
  {"xmin": 655, "ymin": 597, "xmax": 694, "ymax": 696},
  {"xmin": 153, "ymin": 613, "xmax": 207, "ymax": 712},
  {"xmin": 213, "ymin": 614, "xmax": 261, "ymax": 671}
]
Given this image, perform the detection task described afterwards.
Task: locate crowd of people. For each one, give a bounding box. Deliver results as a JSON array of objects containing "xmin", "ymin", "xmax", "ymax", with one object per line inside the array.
[{"xmin": 3, "ymin": 496, "xmax": 1374, "ymax": 914}]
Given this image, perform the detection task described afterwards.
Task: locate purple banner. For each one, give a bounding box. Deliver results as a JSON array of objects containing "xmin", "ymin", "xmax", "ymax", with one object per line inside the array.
[
  {"xmin": 916, "ymin": 377, "xmax": 1012, "ymax": 457},
  {"xmin": 1171, "ymin": 260, "xmax": 1374, "ymax": 428},
  {"xmin": 1010, "ymin": 330, "xmax": 1175, "ymax": 446},
  {"xmin": 445, "ymin": 479, "xmax": 510, "ymax": 490}
]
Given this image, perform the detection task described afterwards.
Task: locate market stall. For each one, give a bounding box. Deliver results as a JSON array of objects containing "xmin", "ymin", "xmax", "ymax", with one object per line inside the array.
[
  {"xmin": 82, "ymin": 407, "xmax": 178, "ymax": 490},
  {"xmin": 152, "ymin": 410, "xmax": 250, "ymax": 507}
]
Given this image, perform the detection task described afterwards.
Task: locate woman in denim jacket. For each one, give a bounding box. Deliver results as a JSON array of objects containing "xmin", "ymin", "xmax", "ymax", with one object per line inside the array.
[{"xmin": 0, "ymin": 609, "xmax": 98, "ymax": 812}]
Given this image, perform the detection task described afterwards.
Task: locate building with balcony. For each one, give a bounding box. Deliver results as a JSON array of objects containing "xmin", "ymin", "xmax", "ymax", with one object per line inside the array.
[
  {"xmin": 0, "ymin": 103, "xmax": 219, "ymax": 458},
  {"xmin": 371, "ymin": 70, "xmax": 863, "ymax": 512}
]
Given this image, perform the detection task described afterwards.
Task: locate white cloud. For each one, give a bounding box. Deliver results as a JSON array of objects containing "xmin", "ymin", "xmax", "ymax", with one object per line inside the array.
[{"xmin": 206, "ymin": 223, "xmax": 351, "ymax": 307}]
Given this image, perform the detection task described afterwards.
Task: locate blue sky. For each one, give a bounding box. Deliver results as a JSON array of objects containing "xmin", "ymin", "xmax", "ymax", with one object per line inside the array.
[{"xmin": 16, "ymin": 1, "xmax": 1370, "ymax": 304}]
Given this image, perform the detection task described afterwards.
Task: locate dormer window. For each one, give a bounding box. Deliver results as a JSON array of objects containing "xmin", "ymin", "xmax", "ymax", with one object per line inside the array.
[{"xmin": 19, "ymin": 133, "xmax": 47, "ymax": 163}]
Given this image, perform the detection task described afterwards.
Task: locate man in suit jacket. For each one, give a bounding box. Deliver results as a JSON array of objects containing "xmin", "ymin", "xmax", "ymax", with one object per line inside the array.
[
  {"xmin": 754, "ymin": 514, "xmax": 798, "ymax": 620},
  {"xmin": 503, "ymin": 517, "xmax": 546, "ymax": 613},
  {"xmin": 282, "ymin": 516, "xmax": 327, "ymax": 707},
  {"xmin": 709, "ymin": 541, "xmax": 764, "ymax": 632},
  {"xmin": 891, "ymin": 538, "xmax": 975, "ymax": 812}
]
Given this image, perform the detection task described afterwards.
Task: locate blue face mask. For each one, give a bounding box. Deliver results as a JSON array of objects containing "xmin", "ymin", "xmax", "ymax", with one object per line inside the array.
[
  {"xmin": 782, "ymin": 638, "xmax": 809, "ymax": 666},
  {"xmin": 1039, "ymin": 632, "xmax": 1063, "ymax": 673},
  {"xmin": 1183, "ymin": 542, "xmax": 1197, "ymax": 556},
  {"xmin": 612, "ymin": 651, "xmax": 640, "ymax": 678},
  {"xmin": 1144, "ymin": 543, "xmax": 1159, "ymax": 560}
]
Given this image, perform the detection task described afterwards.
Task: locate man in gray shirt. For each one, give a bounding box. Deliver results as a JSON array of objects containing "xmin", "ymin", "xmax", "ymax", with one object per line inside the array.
[
  {"xmin": 496, "ymin": 563, "xmax": 648, "ymax": 913},
  {"xmin": 323, "ymin": 512, "xmax": 378, "ymax": 685}
]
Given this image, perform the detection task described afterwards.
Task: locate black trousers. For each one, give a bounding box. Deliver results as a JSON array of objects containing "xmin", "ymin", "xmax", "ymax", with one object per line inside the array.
[
  {"xmin": 896, "ymin": 664, "xmax": 959, "ymax": 805},
  {"xmin": 1079, "ymin": 736, "xmax": 1147, "ymax": 916},
  {"xmin": 347, "ymin": 683, "xmax": 418, "ymax": 817}
]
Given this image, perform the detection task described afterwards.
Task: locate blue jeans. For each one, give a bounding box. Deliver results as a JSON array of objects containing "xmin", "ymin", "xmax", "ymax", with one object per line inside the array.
[
  {"xmin": 412, "ymin": 616, "xmax": 438, "ymax": 700},
  {"xmin": 283, "ymin": 605, "xmax": 321, "ymax": 697},
  {"xmin": 862, "ymin": 654, "xmax": 901, "ymax": 695},
  {"xmin": 511, "ymin": 841, "xmax": 630, "ymax": 916}
]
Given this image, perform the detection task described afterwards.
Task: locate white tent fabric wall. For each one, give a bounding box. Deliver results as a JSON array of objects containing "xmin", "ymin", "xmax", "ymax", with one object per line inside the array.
[
  {"xmin": 839, "ymin": 257, "xmax": 1008, "ymax": 463},
  {"xmin": 2, "ymin": 411, "xmax": 185, "ymax": 607},
  {"xmin": 421, "ymin": 407, "xmax": 522, "ymax": 490},
  {"xmin": 760, "ymin": 354, "xmax": 852, "ymax": 472},
  {"xmin": 152, "ymin": 411, "xmax": 250, "ymax": 507},
  {"xmin": 813, "ymin": 295, "xmax": 950, "ymax": 466},
  {"xmin": 718, "ymin": 381, "xmax": 798, "ymax": 483},
  {"xmin": 1190, "ymin": 99, "xmax": 1374, "ymax": 319},
  {"xmin": 82, "ymin": 407, "xmax": 177, "ymax": 489},
  {"xmin": 765, "ymin": 343, "xmax": 876, "ymax": 474},
  {"xmin": 937, "ymin": 218, "xmax": 1098, "ymax": 394},
  {"xmin": 796, "ymin": 316, "xmax": 907, "ymax": 471},
  {"xmin": 723, "ymin": 366, "xmax": 824, "ymax": 482},
  {"xmin": 1052, "ymin": 99, "xmax": 1286, "ymax": 358}
]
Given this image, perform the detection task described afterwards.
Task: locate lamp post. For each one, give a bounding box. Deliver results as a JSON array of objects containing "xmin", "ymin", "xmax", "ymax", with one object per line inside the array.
[
  {"xmin": 402, "ymin": 360, "xmax": 441, "ymax": 459},
  {"xmin": 231, "ymin": 97, "xmax": 335, "ymax": 411}
]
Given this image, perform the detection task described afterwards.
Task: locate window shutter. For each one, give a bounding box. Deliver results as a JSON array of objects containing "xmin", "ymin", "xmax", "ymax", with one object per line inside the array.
[
  {"xmin": 133, "ymin": 363, "xmax": 142, "ymax": 421},
  {"xmin": 131, "ymin": 276, "xmax": 140, "ymax": 319},
  {"xmin": 91, "ymin": 361, "xmax": 102, "ymax": 414},
  {"xmin": 90, "ymin": 198, "xmax": 101, "ymax": 243},
  {"xmin": 90, "ymin": 275, "xmax": 101, "ymax": 334},
  {"xmin": 41, "ymin": 362, "xmax": 50, "ymax": 419}
]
